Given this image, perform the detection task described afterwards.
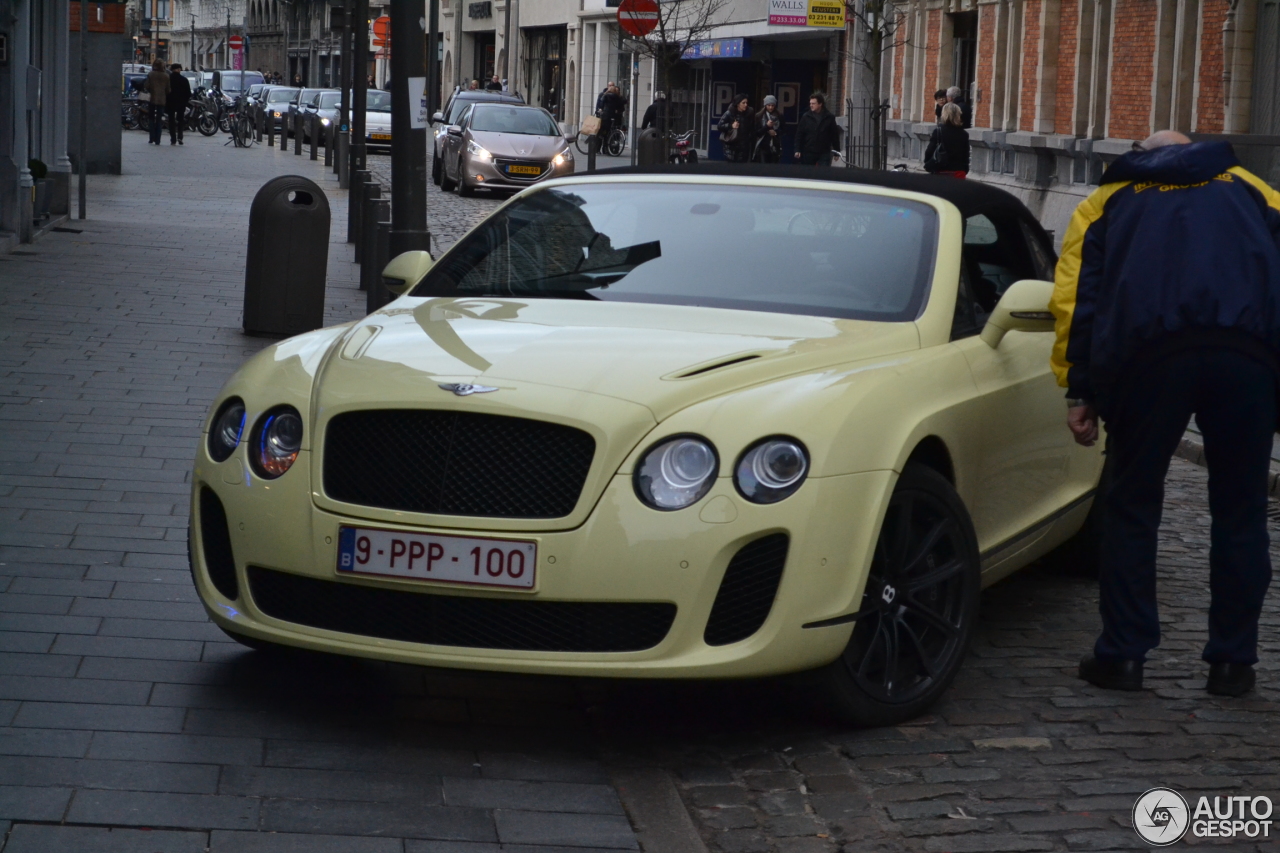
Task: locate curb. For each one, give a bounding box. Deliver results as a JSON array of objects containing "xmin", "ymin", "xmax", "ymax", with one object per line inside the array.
[
  {"xmin": 1175, "ymin": 432, "xmax": 1280, "ymax": 497},
  {"xmin": 610, "ymin": 767, "xmax": 709, "ymax": 853}
]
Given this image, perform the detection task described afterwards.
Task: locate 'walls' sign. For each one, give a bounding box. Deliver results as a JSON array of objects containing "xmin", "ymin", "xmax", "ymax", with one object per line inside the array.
[{"xmin": 768, "ymin": 0, "xmax": 844, "ymax": 28}]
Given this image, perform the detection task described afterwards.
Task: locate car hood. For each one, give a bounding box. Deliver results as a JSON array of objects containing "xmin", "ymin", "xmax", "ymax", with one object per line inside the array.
[
  {"xmin": 314, "ymin": 297, "xmax": 919, "ymax": 422},
  {"xmin": 469, "ymin": 131, "xmax": 567, "ymax": 159},
  {"xmin": 365, "ymin": 112, "xmax": 391, "ymax": 131}
]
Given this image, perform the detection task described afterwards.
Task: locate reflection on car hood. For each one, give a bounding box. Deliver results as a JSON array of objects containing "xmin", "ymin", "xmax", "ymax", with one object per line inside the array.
[
  {"xmin": 314, "ymin": 298, "xmax": 919, "ymax": 421},
  {"xmin": 469, "ymin": 131, "xmax": 566, "ymax": 160}
]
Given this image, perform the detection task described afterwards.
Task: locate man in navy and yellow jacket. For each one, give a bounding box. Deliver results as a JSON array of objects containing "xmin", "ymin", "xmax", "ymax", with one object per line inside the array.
[{"xmin": 1050, "ymin": 132, "xmax": 1280, "ymax": 697}]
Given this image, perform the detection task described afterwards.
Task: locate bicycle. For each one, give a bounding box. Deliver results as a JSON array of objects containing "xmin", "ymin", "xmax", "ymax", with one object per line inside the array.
[
  {"xmin": 573, "ymin": 122, "xmax": 627, "ymax": 157},
  {"xmin": 226, "ymin": 95, "xmax": 256, "ymax": 148}
]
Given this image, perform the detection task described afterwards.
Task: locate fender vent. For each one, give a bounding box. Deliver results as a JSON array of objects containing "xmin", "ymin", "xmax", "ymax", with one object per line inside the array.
[
  {"xmin": 704, "ymin": 534, "xmax": 790, "ymax": 646},
  {"xmin": 199, "ymin": 488, "xmax": 239, "ymax": 601}
]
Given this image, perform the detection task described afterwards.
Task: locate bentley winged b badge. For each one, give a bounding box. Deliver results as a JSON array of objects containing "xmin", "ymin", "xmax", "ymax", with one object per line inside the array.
[{"xmin": 439, "ymin": 383, "xmax": 499, "ymax": 396}]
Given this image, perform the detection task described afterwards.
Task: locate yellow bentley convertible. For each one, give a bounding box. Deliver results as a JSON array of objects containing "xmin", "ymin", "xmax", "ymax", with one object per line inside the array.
[{"xmin": 191, "ymin": 165, "xmax": 1104, "ymax": 725}]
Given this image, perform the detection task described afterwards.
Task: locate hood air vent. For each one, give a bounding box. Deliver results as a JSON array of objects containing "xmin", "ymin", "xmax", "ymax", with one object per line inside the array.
[{"xmin": 668, "ymin": 354, "xmax": 764, "ymax": 380}]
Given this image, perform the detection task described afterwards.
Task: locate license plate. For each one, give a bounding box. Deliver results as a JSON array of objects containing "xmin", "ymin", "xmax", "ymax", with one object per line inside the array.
[
  {"xmin": 337, "ymin": 526, "xmax": 536, "ymax": 590},
  {"xmin": 506, "ymin": 164, "xmax": 542, "ymax": 175},
  {"xmin": 370, "ymin": 133, "xmax": 391, "ymax": 140}
]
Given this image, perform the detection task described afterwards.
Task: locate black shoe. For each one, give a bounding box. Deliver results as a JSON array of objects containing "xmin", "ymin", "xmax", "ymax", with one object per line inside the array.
[
  {"xmin": 1079, "ymin": 655, "xmax": 1144, "ymax": 691},
  {"xmin": 1206, "ymin": 663, "xmax": 1255, "ymax": 697},
  {"xmin": 170, "ymin": 139, "xmax": 176, "ymax": 145},
  {"xmin": 178, "ymin": 138, "xmax": 184, "ymax": 145}
]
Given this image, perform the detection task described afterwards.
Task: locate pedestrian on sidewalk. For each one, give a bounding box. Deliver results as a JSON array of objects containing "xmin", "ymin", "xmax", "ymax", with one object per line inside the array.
[
  {"xmin": 945, "ymin": 86, "xmax": 973, "ymax": 129},
  {"xmin": 933, "ymin": 89, "xmax": 948, "ymax": 123},
  {"xmin": 486, "ymin": 75, "xmax": 503, "ymax": 92},
  {"xmin": 752, "ymin": 95, "xmax": 783, "ymax": 164},
  {"xmin": 717, "ymin": 94, "xmax": 755, "ymax": 163},
  {"xmin": 792, "ymin": 92, "xmax": 839, "ymax": 166},
  {"xmin": 144, "ymin": 60, "xmax": 170, "ymax": 145},
  {"xmin": 1051, "ymin": 131, "xmax": 1280, "ymax": 697},
  {"xmin": 923, "ymin": 103, "xmax": 969, "ymax": 177},
  {"xmin": 168, "ymin": 63, "xmax": 192, "ymax": 146}
]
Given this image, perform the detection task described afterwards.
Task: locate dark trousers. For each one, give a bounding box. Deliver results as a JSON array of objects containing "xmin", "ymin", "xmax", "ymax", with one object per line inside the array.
[
  {"xmin": 148, "ymin": 103, "xmax": 165, "ymax": 144},
  {"xmin": 168, "ymin": 104, "xmax": 185, "ymax": 141},
  {"xmin": 1096, "ymin": 347, "xmax": 1275, "ymax": 664}
]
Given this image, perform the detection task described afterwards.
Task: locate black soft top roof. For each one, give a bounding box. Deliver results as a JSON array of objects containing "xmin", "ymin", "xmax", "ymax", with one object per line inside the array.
[{"xmin": 592, "ymin": 162, "xmax": 1039, "ymax": 223}]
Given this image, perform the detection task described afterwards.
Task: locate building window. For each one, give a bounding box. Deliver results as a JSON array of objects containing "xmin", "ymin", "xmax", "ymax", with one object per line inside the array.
[
  {"xmin": 951, "ymin": 11, "xmax": 978, "ymax": 104},
  {"xmin": 524, "ymin": 26, "xmax": 567, "ymax": 121}
]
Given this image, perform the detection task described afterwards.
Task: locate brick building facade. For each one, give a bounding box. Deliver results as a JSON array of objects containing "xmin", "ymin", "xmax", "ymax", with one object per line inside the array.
[{"xmin": 866, "ymin": 0, "xmax": 1278, "ymax": 240}]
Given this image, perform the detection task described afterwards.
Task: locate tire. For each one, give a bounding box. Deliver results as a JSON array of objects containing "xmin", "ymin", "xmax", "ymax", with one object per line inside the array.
[
  {"xmin": 440, "ymin": 159, "xmax": 456, "ymax": 192},
  {"xmin": 686, "ymin": 149, "xmax": 699, "ymax": 165},
  {"xmin": 432, "ymin": 149, "xmax": 442, "ymax": 185},
  {"xmin": 574, "ymin": 133, "xmax": 593, "ymax": 156},
  {"xmin": 456, "ymin": 159, "xmax": 474, "ymax": 196},
  {"xmin": 198, "ymin": 111, "xmax": 218, "ymax": 136},
  {"xmin": 812, "ymin": 463, "xmax": 981, "ymax": 726},
  {"xmin": 605, "ymin": 130, "xmax": 625, "ymax": 157}
]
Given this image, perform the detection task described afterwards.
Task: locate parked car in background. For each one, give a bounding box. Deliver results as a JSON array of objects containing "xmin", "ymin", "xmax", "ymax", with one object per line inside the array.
[
  {"xmin": 362, "ymin": 89, "xmax": 392, "ymax": 151},
  {"xmin": 438, "ymin": 103, "xmax": 573, "ymax": 196},
  {"xmin": 298, "ymin": 89, "xmax": 339, "ymax": 143},
  {"xmin": 260, "ymin": 86, "xmax": 301, "ymax": 132},
  {"xmin": 431, "ymin": 88, "xmax": 524, "ymax": 185},
  {"xmin": 214, "ymin": 70, "xmax": 265, "ymax": 98},
  {"xmin": 310, "ymin": 90, "xmax": 344, "ymax": 143},
  {"xmin": 246, "ymin": 83, "xmax": 267, "ymax": 103}
]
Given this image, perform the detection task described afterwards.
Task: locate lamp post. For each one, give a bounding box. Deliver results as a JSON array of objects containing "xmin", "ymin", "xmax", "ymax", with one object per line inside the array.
[{"xmin": 388, "ymin": 0, "xmax": 430, "ymax": 256}]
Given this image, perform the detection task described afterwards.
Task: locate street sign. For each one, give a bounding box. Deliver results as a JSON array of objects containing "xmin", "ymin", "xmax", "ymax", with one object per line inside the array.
[
  {"xmin": 372, "ymin": 15, "xmax": 390, "ymax": 48},
  {"xmin": 617, "ymin": 0, "xmax": 659, "ymax": 38},
  {"xmin": 228, "ymin": 34, "xmax": 243, "ymax": 51}
]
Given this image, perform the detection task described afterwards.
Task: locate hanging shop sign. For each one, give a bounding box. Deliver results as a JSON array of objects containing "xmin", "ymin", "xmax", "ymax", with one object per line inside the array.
[
  {"xmin": 681, "ymin": 38, "xmax": 749, "ymax": 59},
  {"xmin": 768, "ymin": 0, "xmax": 844, "ymax": 28},
  {"xmin": 468, "ymin": 2, "xmax": 492, "ymax": 18}
]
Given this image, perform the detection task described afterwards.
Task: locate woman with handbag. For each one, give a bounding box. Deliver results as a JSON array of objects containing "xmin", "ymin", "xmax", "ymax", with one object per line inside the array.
[
  {"xmin": 717, "ymin": 94, "xmax": 755, "ymax": 163},
  {"xmin": 752, "ymin": 95, "xmax": 784, "ymax": 163},
  {"xmin": 923, "ymin": 103, "xmax": 970, "ymax": 178}
]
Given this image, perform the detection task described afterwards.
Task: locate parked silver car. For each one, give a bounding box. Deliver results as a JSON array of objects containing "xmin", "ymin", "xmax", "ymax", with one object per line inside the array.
[
  {"xmin": 431, "ymin": 89, "xmax": 524, "ymax": 185},
  {"xmin": 306, "ymin": 90, "xmax": 391, "ymax": 147},
  {"xmin": 438, "ymin": 103, "xmax": 573, "ymax": 196}
]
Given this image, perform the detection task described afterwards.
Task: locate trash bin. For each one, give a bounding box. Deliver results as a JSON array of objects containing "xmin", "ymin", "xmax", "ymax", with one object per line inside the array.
[
  {"xmin": 243, "ymin": 175, "xmax": 331, "ymax": 337},
  {"xmin": 637, "ymin": 128, "xmax": 665, "ymax": 167}
]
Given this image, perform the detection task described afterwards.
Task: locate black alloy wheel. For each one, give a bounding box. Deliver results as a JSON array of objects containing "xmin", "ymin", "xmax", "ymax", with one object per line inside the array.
[{"xmin": 814, "ymin": 463, "xmax": 980, "ymax": 725}]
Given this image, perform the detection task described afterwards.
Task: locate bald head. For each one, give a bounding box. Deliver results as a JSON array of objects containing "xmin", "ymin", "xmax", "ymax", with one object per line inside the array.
[{"xmin": 1139, "ymin": 130, "xmax": 1192, "ymax": 151}]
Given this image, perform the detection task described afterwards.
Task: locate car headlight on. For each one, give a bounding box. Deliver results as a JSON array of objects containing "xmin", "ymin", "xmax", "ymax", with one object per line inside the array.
[
  {"xmin": 635, "ymin": 436, "xmax": 718, "ymax": 510},
  {"xmin": 273, "ymin": 110, "xmax": 282, "ymax": 118},
  {"xmin": 208, "ymin": 398, "xmax": 246, "ymax": 462},
  {"xmin": 320, "ymin": 117, "xmax": 331, "ymax": 126},
  {"xmin": 467, "ymin": 140, "xmax": 492, "ymax": 160},
  {"xmin": 735, "ymin": 438, "xmax": 809, "ymax": 503},
  {"xmin": 250, "ymin": 406, "xmax": 303, "ymax": 479},
  {"xmin": 553, "ymin": 148, "xmax": 573, "ymax": 166}
]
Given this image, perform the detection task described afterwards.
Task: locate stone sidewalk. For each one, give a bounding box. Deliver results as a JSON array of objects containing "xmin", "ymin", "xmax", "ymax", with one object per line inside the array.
[{"xmin": 0, "ymin": 131, "xmax": 639, "ymax": 853}]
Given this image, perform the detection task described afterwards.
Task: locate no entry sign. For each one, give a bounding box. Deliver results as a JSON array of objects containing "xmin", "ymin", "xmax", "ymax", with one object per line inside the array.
[
  {"xmin": 228, "ymin": 34, "xmax": 243, "ymax": 51},
  {"xmin": 617, "ymin": 0, "xmax": 659, "ymax": 37}
]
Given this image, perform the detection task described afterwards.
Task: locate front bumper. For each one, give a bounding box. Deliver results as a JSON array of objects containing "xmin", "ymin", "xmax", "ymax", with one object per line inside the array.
[
  {"xmin": 190, "ymin": 444, "xmax": 891, "ymax": 679},
  {"xmin": 461, "ymin": 154, "xmax": 573, "ymax": 190}
]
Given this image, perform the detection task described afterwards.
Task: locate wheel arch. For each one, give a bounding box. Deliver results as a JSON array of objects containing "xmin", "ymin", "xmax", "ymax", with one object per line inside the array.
[{"xmin": 903, "ymin": 435, "xmax": 955, "ymax": 485}]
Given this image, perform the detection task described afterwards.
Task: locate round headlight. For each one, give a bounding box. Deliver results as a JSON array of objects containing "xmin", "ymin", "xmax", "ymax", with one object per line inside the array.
[
  {"xmin": 250, "ymin": 406, "xmax": 303, "ymax": 479},
  {"xmin": 635, "ymin": 436, "xmax": 718, "ymax": 510},
  {"xmin": 208, "ymin": 399, "xmax": 245, "ymax": 462},
  {"xmin": 735, "ymin": 438, "xmax": 809, "ymax": 503}
]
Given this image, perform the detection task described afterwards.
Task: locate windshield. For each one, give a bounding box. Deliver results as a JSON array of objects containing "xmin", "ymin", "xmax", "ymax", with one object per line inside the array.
[
  {"xmin": 319, "ymin": 92, "xmax": 341, "ymax": 108},
  {"xmin": 267, "ymin": 88, "xmax": 299, "ymax": 103},
  {"xmin": 470, "ymin": 106, "xmax": 559, "ymax": 135},
  {"xmin": 367, "ymin": 90, "xmax": 391, "ymax": 111},
  {"xmin": 412, "ymin": 184, "xmax": 937, "ymax": 321}
]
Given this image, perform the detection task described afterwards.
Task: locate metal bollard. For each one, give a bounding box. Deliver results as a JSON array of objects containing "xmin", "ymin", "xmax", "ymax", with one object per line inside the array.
[
  {"xmin": 279, "ymin": 111, "xmax": 288, "ymax": 150},
  {"xmin": 366, "ymin": 206, "xmax": 391, "ymax": 314},
  {"xmin": 587, "ymin": 134, "xmax": 598, "ymax": 172},
  {"xmin": 338, "ymin": 132, "xmax": 350, "ymax": 186},
  {"xmin": 347, "ymin": 168, "xmax": 369, "ymax": 245},
  {"xmin": 266, "ymin": 109, "xmax": 275, "ymax": 147},
  {"xmin": 294, "ymin": 112, "xmax": 303, "ymax": 155},
  {"xmin": 358, "ymin": 187, "xmax": 383, "ymax": 288},
  {"xmin": 255, "ymin": 105, "xmax": 263, "ymax": 142},
  {"xmin": 323, "ymin": 122, "xmax": 333, "ymax": 167},
  {"xmin": 355, "ymin": 179, "xmax": 379, "ymax": 266},
  {"xmin": 309, "ymin": 114, "xmax": 318, "ymax": 160}
]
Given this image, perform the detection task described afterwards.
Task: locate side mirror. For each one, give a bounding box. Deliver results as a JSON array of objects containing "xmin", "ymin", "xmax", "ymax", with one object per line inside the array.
[
  {"xmin": 381, "ymin": 250, "xmax": 435, "ymax": 296},
  {"xmin": 980, "ymin": 279, "xmax": 1056, "ymax": 348},
  {"xmin": 446, "ymin": 126, "xmax": 462, "ymax": 137},
  {"xmin": 432, "ymin": 111, "xmax": 445, "ymax": 123}
]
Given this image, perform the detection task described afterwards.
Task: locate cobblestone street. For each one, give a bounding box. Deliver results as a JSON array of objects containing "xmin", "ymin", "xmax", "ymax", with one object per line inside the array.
[{"xmin": 0, "ymin": 130, "xmax": 1277, "ymax": 853}]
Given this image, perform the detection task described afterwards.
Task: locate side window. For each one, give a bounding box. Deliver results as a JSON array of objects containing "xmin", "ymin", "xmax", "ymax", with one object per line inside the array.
[{"xmin": 458, "ymin": 106, "xmax": 473, "ymax": 130}]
